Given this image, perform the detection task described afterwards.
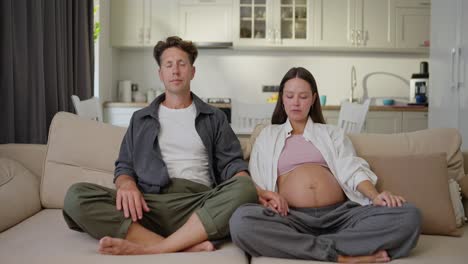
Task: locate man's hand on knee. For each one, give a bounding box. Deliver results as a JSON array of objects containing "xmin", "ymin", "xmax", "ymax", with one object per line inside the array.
[{"xmin": 115, "ymin": 175, "xmax": 150, "ymax": 222}]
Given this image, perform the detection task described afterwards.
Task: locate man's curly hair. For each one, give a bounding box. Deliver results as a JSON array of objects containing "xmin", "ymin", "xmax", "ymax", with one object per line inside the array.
[{"xmin": 153, "ymin": 36, "xmax": 198, "ymax": 66}]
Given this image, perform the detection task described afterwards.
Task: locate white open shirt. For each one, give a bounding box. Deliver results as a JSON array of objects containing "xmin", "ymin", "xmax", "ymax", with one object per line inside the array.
[{"xmin": 249, "ymin": 117, "xmax": 377, "ymax": 206}]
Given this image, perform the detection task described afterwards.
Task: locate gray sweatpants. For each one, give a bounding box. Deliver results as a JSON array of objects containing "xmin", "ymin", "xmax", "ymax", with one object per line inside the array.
[{"xmin": 229, "ymin": 201, "xmax": 421, "ymax": 262}]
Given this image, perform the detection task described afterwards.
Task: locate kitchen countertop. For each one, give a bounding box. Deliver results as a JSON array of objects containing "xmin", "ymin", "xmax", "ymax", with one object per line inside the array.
[
  {"xmin": 104, "ymin": 102, "xmax": 428, "ymax": 112},
  {"xmin": 103, "ymin": 102, "xmax": 231, "ymax": 108},
  {"xmin": 322, "ymin": 105, "xmax": 428, "ymax": 112}
]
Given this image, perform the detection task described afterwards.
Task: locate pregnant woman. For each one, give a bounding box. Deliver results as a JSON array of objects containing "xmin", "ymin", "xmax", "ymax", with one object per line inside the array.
[{"xmin": 230, "ymin": 67, "xmax": 421, "ymax": 263}]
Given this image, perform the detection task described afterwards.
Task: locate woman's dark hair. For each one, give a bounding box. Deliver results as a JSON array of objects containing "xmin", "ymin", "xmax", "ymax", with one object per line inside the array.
[
  {"xmin": 271, "ymin": 67, "xmax": 326, "ymax": 125},
  {"xmin": 153, "ymin": 36, "xmax": 198, "ymax": 66}
]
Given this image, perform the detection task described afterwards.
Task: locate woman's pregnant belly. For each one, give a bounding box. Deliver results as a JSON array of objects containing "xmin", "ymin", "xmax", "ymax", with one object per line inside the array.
[{"xmin": 277, "ymin": 163, "xmax": 346, "ymax": 208}]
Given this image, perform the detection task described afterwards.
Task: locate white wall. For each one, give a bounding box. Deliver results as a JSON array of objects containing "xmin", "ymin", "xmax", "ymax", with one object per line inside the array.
[
  {"xmin": 115, "ymin": 48, "xmax": 428, "ymax": 105},
  {"xmin": 98, "ymin": 0, "xmax": 120, "ymax": 102}
]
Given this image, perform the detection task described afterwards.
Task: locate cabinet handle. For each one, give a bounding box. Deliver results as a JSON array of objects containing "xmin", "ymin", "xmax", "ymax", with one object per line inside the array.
[
  {"xmin": 275, "ymin": 29, "xmax": 281, "ymax": 44},
  {"xmin": 363, "ymin": 30, "xmax": 368, "ymax": 46},
  {"xmin": 139, "ymin": 27, "xmax": 144, "ymax": 44},
  {"xmin": 351, "ymin": 30, "xmax": 356, "ymax": 45},
  {"xmin": 146, "ymin": 28, "xmax": 151, "ymax": 43},
  {"xmin": 267, "ymin": 29, "xmax": 273, "ymax": 42},
  {"xmin": 451, "ymin": 48, "xmax": 456, "ymax": 89},
  {"xmin": 419, "ymin": 2, "xmax": 431, "ymax": 6},
  {"xmin": 457, "ymin": 47, "xmax": 463, "ymax": 90},
  {"xmin": 356, "ymin": 30, "xmax": 362, "ymax": 46}
]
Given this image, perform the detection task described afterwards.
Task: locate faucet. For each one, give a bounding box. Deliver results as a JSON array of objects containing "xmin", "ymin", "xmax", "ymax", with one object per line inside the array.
[{"xmin": 350, "ymin": 65, "xmax": 357, "ymax": 102}]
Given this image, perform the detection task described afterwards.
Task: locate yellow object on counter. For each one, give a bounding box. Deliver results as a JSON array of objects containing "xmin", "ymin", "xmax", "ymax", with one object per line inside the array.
[{"xmin": 267, "ymin": 93, "xmax": 279, "ymax": 103}]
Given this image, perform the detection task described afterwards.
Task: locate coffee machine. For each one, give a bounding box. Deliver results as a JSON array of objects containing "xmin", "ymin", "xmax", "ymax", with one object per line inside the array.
[{"xmin": 409, "ymin": 62, "xmax": 429, "ymax": 104}]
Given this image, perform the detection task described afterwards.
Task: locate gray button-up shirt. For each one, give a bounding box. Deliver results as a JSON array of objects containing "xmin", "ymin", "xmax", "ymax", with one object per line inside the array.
[{"xmin": 114, "ymin": 92, "xmax": 248, "ymax": 194}]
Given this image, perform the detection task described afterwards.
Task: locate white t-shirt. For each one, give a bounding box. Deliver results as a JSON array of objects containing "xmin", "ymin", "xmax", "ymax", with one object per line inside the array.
[{"xmin": 158, "ymin": 102, "xmax": 212, "ymax": 187}]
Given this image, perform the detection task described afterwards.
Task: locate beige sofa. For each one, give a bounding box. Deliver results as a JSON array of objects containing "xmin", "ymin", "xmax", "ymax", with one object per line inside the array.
[{"xmin": 1, "ymin": 112, "xmax": 468, "ymax": 264}]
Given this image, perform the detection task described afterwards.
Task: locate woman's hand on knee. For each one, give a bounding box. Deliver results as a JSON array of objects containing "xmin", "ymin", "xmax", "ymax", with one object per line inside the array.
[
  {"xmin": 259, "ymin": 190, "xmax": 289, "ymax": 216},
  {"xmin": 372, "ymin": 191, "xmax": 406, "ymax": 207}
]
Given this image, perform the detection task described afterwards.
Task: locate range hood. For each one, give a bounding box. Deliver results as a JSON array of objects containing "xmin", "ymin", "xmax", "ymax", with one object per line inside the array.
[{"xmin": 194, "ymin": 42, "xmax": 233, "ymax": 49}]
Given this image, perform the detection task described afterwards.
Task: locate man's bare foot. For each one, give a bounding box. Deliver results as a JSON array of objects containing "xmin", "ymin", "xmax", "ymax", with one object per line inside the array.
[
  {"xmin": 99, "ymin": 236, "xmax": 153, "ymax": 255},
  {"xmin": 184, "ymin": 241, "xmax": 215, "ymax": 252},
  {"xmin": 338, "ymin": 250, "xmax": 390, "ymax": 263}
]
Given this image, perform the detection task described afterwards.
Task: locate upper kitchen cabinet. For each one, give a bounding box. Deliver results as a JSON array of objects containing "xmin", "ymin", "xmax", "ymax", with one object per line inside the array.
[
  {"xmin": 111, "ymin": 0, "xmax": 177, "ymax": 47},
  {"xmin": 395, "ymin": 0, "xmax": 431, "ymax": 50},
  {"xmin": 233, "ymin": 0, "xmax": 314, "ymax": 47},
  {"xmin": 314, "ymin": 0, "xmax": 395, "ymax": 49},
  {"xmin": 178, "ymin": 0, "xmax": 233, "ymax": 43}
]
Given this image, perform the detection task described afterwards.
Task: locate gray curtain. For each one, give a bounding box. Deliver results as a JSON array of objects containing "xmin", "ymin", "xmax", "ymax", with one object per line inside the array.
[{"xmin": 1, "ymin": 0, "xmax": 94, "ymax": 144}]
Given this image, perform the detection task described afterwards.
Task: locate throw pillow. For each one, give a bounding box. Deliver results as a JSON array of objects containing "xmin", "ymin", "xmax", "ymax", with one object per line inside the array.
[
  {"xmin": 349, "ymin": 128, "xmax": 466, "ymax": 194},
  {"xmin": 0, "ymin": 158, "xmax": 42, "ymax": 232},
  {"xmin": 363, "ymin": 153, "xmax": 460, "ymax": 236}
]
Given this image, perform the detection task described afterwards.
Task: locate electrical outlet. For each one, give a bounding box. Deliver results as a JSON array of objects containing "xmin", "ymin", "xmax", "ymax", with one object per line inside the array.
[{"xmin": 262, "ymin": 85, "xmax": 280, "ymax": 92}]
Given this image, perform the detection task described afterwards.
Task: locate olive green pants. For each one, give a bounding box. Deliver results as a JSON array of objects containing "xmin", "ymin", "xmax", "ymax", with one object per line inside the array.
[{"xmin": 63, "ymin": 176, "xmax": 257, "ymax": 241}]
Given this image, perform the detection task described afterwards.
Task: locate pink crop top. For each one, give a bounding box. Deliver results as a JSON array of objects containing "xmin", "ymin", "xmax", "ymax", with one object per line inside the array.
[{"xmin": 277, "ymin": 135, "xmax": 328, "ymax": 176}]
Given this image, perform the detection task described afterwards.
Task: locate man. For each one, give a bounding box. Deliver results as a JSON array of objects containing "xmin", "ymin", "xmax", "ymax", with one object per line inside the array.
[{"xmin": 63, "ymin": 36, "xmax": 257, "ymax": 255}]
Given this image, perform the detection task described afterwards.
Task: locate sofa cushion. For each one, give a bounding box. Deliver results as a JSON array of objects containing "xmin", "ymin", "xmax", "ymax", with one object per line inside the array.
[
  {"xmin": 41, "ymin": 112, "xmax": 127, "ymax": 208},
  {"xmin": 0, "ymin": 209, "xmax": 249, "ymax": 264},
  {"xmin": 348, "ymin": 128, "xmax": 465, "ymax": 192},
  {"xmin": 363, "ymin": 153, "xmax": 460, "ymax": 236},
  {"xmin": 0, "ymin": 144, "xmax": 47, "ymax": 181},
  {"xmin": 0, "ymin": 158, "xmax": 42, "ymax": 232}
]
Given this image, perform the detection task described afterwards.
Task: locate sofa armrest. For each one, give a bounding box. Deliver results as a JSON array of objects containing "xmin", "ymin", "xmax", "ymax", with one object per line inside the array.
[
  {"xmin": 0, "ymin": 144, "xmax": 46, "ymax": 181},
  {"xmin": 0, "ymin": 158, "xmax": 42, "ymax": 232}
]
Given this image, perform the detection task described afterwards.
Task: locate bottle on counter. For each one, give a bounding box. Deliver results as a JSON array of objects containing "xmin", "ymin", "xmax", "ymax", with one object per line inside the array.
[
  {"xmin": 118, "ymin": 80, "xmax": 132, "ymax": 102},
  {"xmin": 146, "ymin": 89, "xmax": 156, "ymax": 103}
]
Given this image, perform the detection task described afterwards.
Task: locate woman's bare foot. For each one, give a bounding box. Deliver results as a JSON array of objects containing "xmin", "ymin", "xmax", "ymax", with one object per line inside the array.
[
  {"xmin": 338, "ymin": 250, "xmax": 390, "ymax": 263},
  {"xmin": 184, "ymin": 241, "xmax": 215, "ymax": 252},
  {"xmin": 99, "ymin": 236, "xmax": 153, "ymax": 255}
]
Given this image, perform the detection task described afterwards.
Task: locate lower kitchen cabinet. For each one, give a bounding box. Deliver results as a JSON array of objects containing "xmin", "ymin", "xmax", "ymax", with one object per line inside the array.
[
  {"xmin": 104, "ymin": 107, "xmax": 142, "ymax": 127},
  {"xmin": 402, "ymin": 111, "xmax": 429, "ymax": 132},
  {"xmin": 104, "ymin": 106, "xmax": 428, "ymax": 134},
  {"xmin": 322, "ymin": 110, "xmax": 427, "ymax": 134},
  {"xmin": 365, "ymin": 111, "xmax": 402, "ymax": 133},
  {"xmin": 322, "ymin": 110, "xmax": 339, "ymax": 125}
]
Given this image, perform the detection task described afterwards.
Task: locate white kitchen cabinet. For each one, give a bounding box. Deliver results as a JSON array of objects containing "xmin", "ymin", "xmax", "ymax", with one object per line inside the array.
[
  {"xmin": 324, "ymin": 110, "xmax": 427, "ymax": 134},
  {"xmin": 104, "ymin": 107, "xmax": 143, "ymax": 127},
  {"xmin": 323, "ymin": 110, "xmax": 339, "ymax": 125},
  {"xmin": 178, "ymin": 0, "xmax": 233, "ymax": 43},
  {"xmin": 111, "ymin": 0, "xmax": 177, "ymax": 47},
  {"xmin": 233, "ymin": 0, "xmax": 314, "ymax": 47},
  {"xmin": 365, "ymin": 111, "xmax": 402, "ymax": 134},
  {"xmin": 402, "ymin": 111, "xmax": 428, "ymax": 132},
  {"xmin": 314, "ymin": 0, "xmax": 395, "ymax": 48},
  {"xmin": 429, "ymin": 0, "xmax": 468, "ymax": 150},
  {"xmin": 395, "ymin": 0, "xmax": 431, "ymax": 50}
]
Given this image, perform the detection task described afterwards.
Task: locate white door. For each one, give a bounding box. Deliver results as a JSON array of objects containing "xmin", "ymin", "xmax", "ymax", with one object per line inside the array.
[
  {"xmin": 428, "ymin": 0, "xmax": 460, "ymax": 130},
  {"xmin": 395, "ymin": 7, "xmax": 430, "ymax": 49},
  {"xmin": 357, "ymin": 0, "xmax": 395, "ymax": 48},
  {"xmin": 314, "ymin": 0, "xmax": 355, "ymax": 47},
  {"xmin": 178, "ymin": 0, "xmax": 232, "ymax": 42},
  {"xmin": 111, "ymin": 0, "xmax": 145, "ymax": 47}
]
